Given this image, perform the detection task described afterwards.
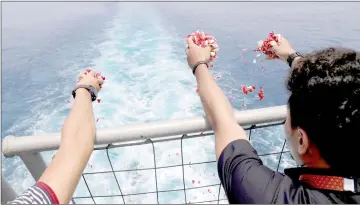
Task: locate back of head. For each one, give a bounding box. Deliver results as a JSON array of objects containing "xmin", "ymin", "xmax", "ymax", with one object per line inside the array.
[{"xmin": 287, "ymin": 47, "xmax": 360, "ymax": 177}]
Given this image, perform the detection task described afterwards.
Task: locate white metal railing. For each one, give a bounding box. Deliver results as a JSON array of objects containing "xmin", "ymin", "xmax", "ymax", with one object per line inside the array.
[{"xmin": 1, "ymin": 105, "xmax": 287, "ymax": 204}]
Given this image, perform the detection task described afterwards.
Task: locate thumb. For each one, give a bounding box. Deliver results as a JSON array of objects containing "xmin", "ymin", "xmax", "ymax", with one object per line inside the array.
[{"xmin": 187, "ymin": 36, "xmax": 196, "ymax": 48}]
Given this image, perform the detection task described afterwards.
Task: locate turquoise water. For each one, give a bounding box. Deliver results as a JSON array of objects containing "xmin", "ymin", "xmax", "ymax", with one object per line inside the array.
[{"xmin": 2, "ymin": 2, "xmax": 360, "ymax": 204}]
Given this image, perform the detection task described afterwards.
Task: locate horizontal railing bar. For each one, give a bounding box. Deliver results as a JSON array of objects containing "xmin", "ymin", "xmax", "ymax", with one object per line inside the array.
[
  {"xmin": 92, "ymin": 120, "xmax": 286, "ymax": 151},
  {"xmin": 2, "ymin": 105, "xmax": 286, "ymax": 157},
  {"xmin": 82, "ymin": 150, "xmax": 289, "ymax": 175}
]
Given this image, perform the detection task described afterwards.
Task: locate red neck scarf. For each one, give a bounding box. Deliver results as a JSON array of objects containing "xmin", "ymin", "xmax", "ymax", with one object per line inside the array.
[{"xmin": 300, "ymin": 174, "xmax": 345, "ymax": 191}]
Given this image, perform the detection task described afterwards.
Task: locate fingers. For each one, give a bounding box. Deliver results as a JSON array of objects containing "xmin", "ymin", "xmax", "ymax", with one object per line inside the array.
[
  {"xmin": 77, "ymin": 73, "xmax": 86, "ymax": 82},
  {"xmin": 96, "ymin": 76, "xmax": 104, "ymax": 86},
  {"xmin": 187, "ymin": 36, "xmax": 196, "ymax": 48},
  {"xmin": 87, "ymin": 70, "xmax": 96, "ymax": 77}
]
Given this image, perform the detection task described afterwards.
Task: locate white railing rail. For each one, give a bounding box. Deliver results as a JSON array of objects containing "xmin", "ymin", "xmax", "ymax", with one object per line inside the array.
[{"xmin": 1, "ymin": 105, "xmax": 287, "ymax": 203}]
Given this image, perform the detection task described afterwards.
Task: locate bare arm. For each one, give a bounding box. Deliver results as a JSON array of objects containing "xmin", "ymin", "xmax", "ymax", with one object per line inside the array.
[
  {"xmin": 195, "ymin": 65, "xmax": 248, "ymax": 159},
  {"xmin": 38, "ymin": 70, "xmax": 103, "ymax": 204},
  {"xmin": 186, "ymin": 37, "xmax": 248, "ymax": 160}
]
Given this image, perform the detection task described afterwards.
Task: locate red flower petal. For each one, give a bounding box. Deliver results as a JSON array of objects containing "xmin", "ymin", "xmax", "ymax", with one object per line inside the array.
[{"xmin": 97, "ymin": 98, "xmax": 101, "ymax": 103}]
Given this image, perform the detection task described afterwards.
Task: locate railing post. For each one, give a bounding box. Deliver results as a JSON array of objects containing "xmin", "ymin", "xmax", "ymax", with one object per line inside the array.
[
  {"xmin": 19, "ymin": 152, "xmax": 47, "ymax": 181},
  {"xmin": 1, "ymin": 174, "xmax": 17, "ymax": 204}
]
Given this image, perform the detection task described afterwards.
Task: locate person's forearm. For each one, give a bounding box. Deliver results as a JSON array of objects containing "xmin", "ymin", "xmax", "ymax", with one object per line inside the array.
[
  {"xmin": 195, "ymin": 64, "xmax": 248, "ymax": 159},
  {"xmin": 195, "ymin": 64, "xmax": 235, "ymax": 128},
  {"xmin": 61, "ymin": 88, "xmax": 95, "ymax": 151},
  {"xmin": 39, "ymin": 88, "xmax": 95, "ymax": 203}
]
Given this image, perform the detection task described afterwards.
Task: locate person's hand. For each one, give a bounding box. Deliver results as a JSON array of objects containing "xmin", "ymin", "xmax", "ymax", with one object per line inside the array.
[
  {"xmin": 257, "ymin": 34, "xmax": 296, "ymax": 61},
  {"xmin": 186, "ymin": 36, "xmax": 211, "ymax": 69},
  {"xmin": 77, "ymin": 69, "xmax": 104, "ymax": 92}
]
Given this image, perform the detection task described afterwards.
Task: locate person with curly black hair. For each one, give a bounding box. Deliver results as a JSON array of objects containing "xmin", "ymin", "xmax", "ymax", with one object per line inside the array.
[{"xmin": 186, "ymin": 34, "xmax": 360, "ymax": 203}]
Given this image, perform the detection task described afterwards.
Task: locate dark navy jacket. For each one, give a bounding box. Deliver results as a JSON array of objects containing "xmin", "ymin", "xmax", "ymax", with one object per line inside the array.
[{"xmin": 217, "ymin": 139, "xmax": 360, "ymax": 204}]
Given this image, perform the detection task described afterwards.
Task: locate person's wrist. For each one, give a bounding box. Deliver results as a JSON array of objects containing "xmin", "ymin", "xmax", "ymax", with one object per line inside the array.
[
  {"xmin": 194, "ymin": 63, "xmax": 208, "ymax": 76},
  {"xmin": 75, "ymin": 88, "xmax": 91, "ymax": 97},
  {"xmin": 282, "ymin": 49, "xmax": 296, "ymax": 61}
]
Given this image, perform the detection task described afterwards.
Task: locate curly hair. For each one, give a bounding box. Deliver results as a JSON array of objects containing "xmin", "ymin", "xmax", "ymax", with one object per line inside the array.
[{"xmin": 287, "ymin": 47, "xmax": 360, "ymax": 177}]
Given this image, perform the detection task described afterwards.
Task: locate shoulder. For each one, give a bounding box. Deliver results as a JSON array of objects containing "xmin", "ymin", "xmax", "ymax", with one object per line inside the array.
[
  {"xmin": 216, "ymin": 139, "xmax": 342, "ymax": 204},
  {"xmin": 217, "ymin": 139, "xmax": 286, "ymax": 203}
]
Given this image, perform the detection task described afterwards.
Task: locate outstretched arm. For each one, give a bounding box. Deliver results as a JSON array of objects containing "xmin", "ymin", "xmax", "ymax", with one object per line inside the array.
[
  {"xmin": 186, "ymin": 37, "xmax": 248, "ymax": 160},
  {"xmin": 8, "ymin": 70, "xmax": 104, "ymax": 204},
  {"xmin": 39, "ymin": 70, "xmax": 104, "ymax": 203}
]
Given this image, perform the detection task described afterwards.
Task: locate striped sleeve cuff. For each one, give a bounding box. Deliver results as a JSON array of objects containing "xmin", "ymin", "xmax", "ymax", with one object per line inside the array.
[{"xmin": 8, "ymin": 182, "xmax": 59, "ymax": 204}]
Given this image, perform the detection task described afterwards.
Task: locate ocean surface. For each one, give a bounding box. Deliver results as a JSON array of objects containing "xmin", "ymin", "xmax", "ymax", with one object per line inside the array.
[{"xmin": 2, "ymin": 2, "xmax": 360, "ymax": 204}]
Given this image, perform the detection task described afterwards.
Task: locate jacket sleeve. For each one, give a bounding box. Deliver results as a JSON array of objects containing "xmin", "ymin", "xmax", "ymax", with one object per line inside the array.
[{"xmin": 217, "ymin": 139, "xmax": 285, "ymax": 203}]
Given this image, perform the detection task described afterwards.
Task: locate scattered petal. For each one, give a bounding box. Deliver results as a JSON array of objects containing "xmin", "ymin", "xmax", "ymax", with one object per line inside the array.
[
  {"xmin": 198, "ymin": 180, "xmax": 201, "ymax": 184},
  {"xmin": 97, "ymin": 98, "xmax": 101, "ymax": 103},
  {"xmin": 253, "ymin": 59, "xmax": 257, "ymax": 64},
  {"xmin": 176, "ymin": 152, "xmax": 179, "ymax": 156},
  {"xmin": 66, "ymin": 100, "xmax": 71, "ymax": 103},
  {"xmin": 96, "ymin": 118, "xmax": 100, "ymax": 122},
  {"xmin": 192, "ymin": 180, "xmax": 195, "ymax": 184}
]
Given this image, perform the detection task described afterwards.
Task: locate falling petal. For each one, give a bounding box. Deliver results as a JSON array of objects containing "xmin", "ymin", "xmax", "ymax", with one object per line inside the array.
[
  {"xmin": 66, "ymin": 100, "xmax": 71, "ymax": 103},
  {"xmin": 242, "ymin": 48, "xmax": 248, "ymax": 51},
  {"xmin": 97, "ymin": 98, "xmax": 101, "ymax": 103},
  {"xmin": 253, "ymin": 59, "xmax": 257, "ymax": 64},
  {"xmin": 176, "ymin": 152, "xmax": 179, "ymax": 156},
  {"xmin": 192, "ymin": 180, "xmax": 195, "ymax": 184},
  {"xmin": 96, "ymin": 118, "xmax": 100, "ymax": 122},
  {"xmin": 256, "ymin": 53, "xmax": 261, "ymax": 57}
]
